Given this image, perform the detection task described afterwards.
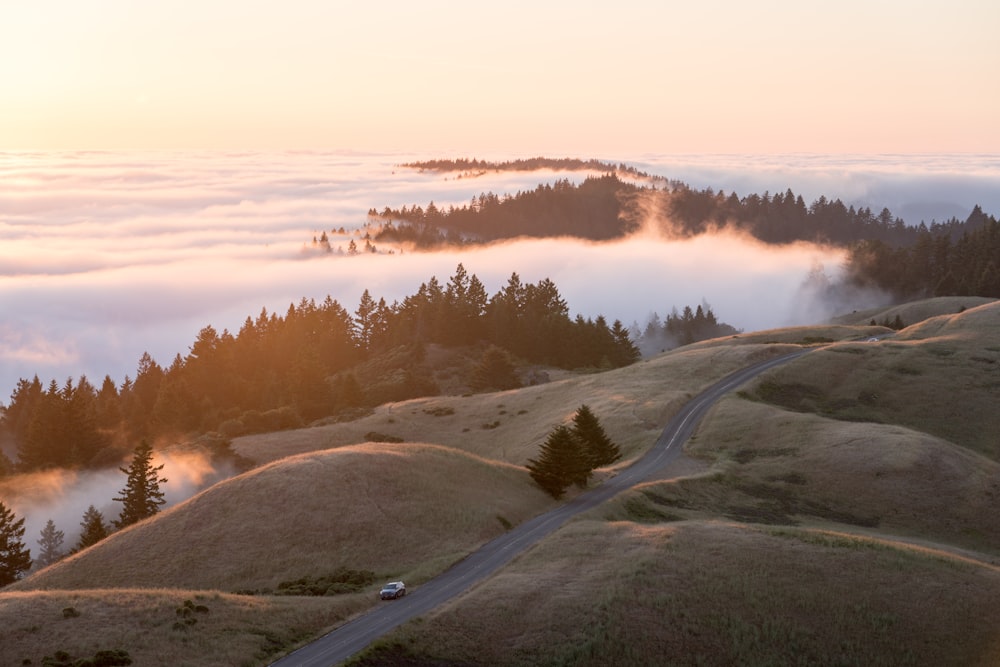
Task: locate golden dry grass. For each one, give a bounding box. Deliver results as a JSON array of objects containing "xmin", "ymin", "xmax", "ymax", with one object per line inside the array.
[
  {"xmin": 629, "ymin": 397, "xmax": 1000, "ymax": 555},
  {"xmin": 367, "ymin": 520, "xmax": 1000, "ymax": 666},
  {"xmin": 829, "ymin": 295, "xmax": 997, "ymax": 327},
  {"xmin": 4, "ymin": 301, "xmax": 999, "ymax": 666},
  {"xmin": 13, "ymin": 443, "xmax": 554, "ymax": 593},
  {"xmin": 233, "ymin": 341, "xmax": 809, "ymax": 468},
  {"xmin": 0, "ymin": 588, "xmax": 357, "ymax": 667},
  {"xmin": 736, "ymin": 300, "xmax": 1000, "ymax": 458}
]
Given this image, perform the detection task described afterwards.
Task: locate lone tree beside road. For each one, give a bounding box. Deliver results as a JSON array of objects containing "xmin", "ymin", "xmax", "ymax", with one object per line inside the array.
[
  {"xmin": 526, "ymin": 425, "xmax": 591, "ymax": 498},
  {"xmin": 572, "ymin": 404, "xmax": 621, "ymax": 468},
  {"xmin": 114, "ymin": 441, "xmax": 168, "ymax": 529},
  {"xmin": 0, "ymin": 501, "xmax": 32, "ymax": 586},
  {"xmin": 526, "ymin": 405, "xmax": 621, "ymax": 498}
]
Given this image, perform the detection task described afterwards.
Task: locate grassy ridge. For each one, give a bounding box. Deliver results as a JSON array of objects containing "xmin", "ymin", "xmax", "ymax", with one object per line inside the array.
[
  {"xmin": 2, "ymin": 297, "xmax": 997, "ymax": 666},
  {"xmin": 14, "ymin": 443, "xmax": 554, "ymax": 593},
  {"xmin": 1, "ymin": 589, "xmax": 358, "ymax": 667},
  {"xmin": 364, "ymin": 521, "xmax": 1000, "ymax": 666}
]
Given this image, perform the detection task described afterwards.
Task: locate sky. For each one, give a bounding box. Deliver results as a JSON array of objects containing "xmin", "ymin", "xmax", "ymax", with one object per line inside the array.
[
  {"xmin": 1, "ymin": 2, "xmax": 999, "ymax": 541},
  {"xmin": 1, "ymin": 1, "xmax": 998, "ymax": 154}
]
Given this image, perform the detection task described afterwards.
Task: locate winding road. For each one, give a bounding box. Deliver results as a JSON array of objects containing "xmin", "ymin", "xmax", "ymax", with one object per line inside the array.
[{"xmin": 271, "ymin": 348, "xmax": 811, "ymax": 667}]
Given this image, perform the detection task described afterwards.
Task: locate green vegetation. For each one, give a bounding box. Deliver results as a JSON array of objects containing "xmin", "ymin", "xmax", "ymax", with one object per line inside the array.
[
  {"xmin": 526, "ymin": 405, "xmax": 622, "ymax": 498},
  {"xmin": 74, "ymin": 506, "xmax": 110, "ymax": 553},
  {"xmin": 112, "ymin": 441, "xmax": 167, "ymax": 529},
  {"xmin": 2, "ymin": 266, "xmax": 639, "ymax": 474},
  {"xmin": 35, "ymin": 520, "xmax": 65, "ymax": 569},
  {"xmin": 272, "ymin": 568, "xmax": 377, "ymax": 597},
  {"xmin": 0, "ymin": 501, "xmax": 32, "ymax": 585}
]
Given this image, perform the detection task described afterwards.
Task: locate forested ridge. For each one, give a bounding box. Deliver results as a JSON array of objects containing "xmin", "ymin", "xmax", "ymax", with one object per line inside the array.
[
  {"xmin": 365, "ymin": 167, "xmax": 999, "ymax": 300},
  {"xmin": 401, "ymin": 157, "xmax": 661, "ymax": 182},
  {"xmin": 0, "ymin": 266, "xmax": 650, "ymax": 474}
]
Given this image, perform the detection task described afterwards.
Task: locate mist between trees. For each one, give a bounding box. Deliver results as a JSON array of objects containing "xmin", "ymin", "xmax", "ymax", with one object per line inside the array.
[{"xmin": 0, "ymin": 441, "xmax": 167, "ymax": 583}]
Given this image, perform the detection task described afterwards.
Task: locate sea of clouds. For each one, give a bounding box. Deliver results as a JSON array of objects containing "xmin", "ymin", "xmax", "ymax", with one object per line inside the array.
[
  {"xmin": 3, "ymin": 150, "xmax": 998, "ymax": 547},
  {"xmin": 2, "ymin": 150, "xmax": 999, "ymax": 404}
]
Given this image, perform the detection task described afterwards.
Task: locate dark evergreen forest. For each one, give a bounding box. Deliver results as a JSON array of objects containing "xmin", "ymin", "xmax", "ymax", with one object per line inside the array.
[
  {"xmin": 369, "ymin": 173, "xmax": 999, "ymax": 300},
  {"xmin": 0, "ymin": 266, "xmax": 651, "ymax": 473}
]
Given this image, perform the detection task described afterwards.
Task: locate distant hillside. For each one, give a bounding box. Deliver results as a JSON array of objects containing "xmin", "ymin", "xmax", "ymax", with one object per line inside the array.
[
  {"xmin": 400, "ymin": 156, "xmax": 664, "ymax": 183},
  {"xmin": 360, "ymin": 161, "xmax": 999, "ymax": 301}
]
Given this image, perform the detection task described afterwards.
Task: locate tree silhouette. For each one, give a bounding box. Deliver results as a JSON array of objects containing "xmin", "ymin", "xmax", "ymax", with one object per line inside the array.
[
  {"xmin": 113, "ymin": 441, "xmax": 167, "ymax": 529},
  {"xmin": 571, "ymin": 404, "xmax": 621, "ymax": 468},
  {"xmin": 0, "ymin": 500, "xmax": 32, "ymax": 585},
  {"xmin": 35, "ymin": 518, "xmax": 65, "ymax": 569},
  {"xmin": 526, "ymin": 425, "xmax": 591, "ymax": 498},
  {"xmin": 76, "ymin": 505, "xmax": 111, "ymax": 552},
  {"xmin": 471, "ymin": 345, "xmax": 521, "ymax": 391}
]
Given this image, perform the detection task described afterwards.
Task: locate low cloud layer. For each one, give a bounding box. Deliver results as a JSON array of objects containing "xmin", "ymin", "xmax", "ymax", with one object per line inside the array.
[{"xmin": 2, "ymin": 151, "xmax": 996, "ymax": 400}]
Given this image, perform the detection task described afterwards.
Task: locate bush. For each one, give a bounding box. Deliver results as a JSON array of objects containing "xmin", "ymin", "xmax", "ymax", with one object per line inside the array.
[
  {"xmin": 218, "ymin": 407, "xmax": 304, "ymax": 437},
  {"xmin": 41, "ymin": 649, "xmax": 132, "ymax": 666},
  {"xmin": 364, "ymin": 431, "xmax": 404, "ymax": 443},
  {"xmin": 274, "ymin": 567, "xmax": 377, "ymax": 596}
]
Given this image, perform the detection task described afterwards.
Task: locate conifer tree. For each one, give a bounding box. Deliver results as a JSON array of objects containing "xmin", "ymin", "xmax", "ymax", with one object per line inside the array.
[
  {"xmin": 0, "ymin": 500, "xmax": 32, "ymax": 585},
  {"xmin": 113, "ymin": 441, "xmax": 167, "ymax": 529},
  {"xmin": 572, "ymin": 404, "xmax": 621, "ymax": 468},
  {"xmin": 526, "ymin": 425, "xmax": 590, "ymax": 498},
  {"xmin": 76, "ymin": 505, "xmax": 110, "ymax": 552},
  {"xmin": 35, "ymin": 518, "xmax": 65, "ymax": 568},
  {"xmin": 471, "ymin": 345, "xmax": 521, "ymax": 391}
]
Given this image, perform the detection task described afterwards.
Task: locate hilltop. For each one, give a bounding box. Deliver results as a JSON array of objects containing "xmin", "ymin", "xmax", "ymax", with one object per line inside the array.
[{"xmin": 2, "ymin": 297, "xmax": 999, "ymax": 666}]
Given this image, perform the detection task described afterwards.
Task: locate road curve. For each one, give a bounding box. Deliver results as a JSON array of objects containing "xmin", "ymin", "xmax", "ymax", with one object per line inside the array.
[{"xmin": 271, "ymin": 347, "xmax": 811, "ymax": 667}]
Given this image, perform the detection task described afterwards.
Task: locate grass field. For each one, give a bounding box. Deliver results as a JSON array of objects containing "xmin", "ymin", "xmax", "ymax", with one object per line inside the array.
[{"xmin": 2, "ymin": 296, "xmax": 997, "ymax": 666}]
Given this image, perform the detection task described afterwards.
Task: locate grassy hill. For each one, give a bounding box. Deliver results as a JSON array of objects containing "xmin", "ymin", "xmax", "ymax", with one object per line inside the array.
[
  {"xmin": 15, "ymin": 443, "xmax": 555, "ymax": 592},
  {"xmin": 2, "ymin": 298, "xmax": 998, "ymax": 666}
]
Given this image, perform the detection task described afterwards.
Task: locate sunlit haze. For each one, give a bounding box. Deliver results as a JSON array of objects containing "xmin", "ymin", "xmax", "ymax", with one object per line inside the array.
[
  {"xmin": 3, "ymin": 151, "xmax": 1000, "ymax": 401},
  {"xmin": 1, "ymin": 1, "xmax": 998, "ymax": 153}
]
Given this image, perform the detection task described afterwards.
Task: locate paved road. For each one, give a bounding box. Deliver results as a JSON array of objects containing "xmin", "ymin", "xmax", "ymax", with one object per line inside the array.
[{"xmin": 271, "ymin": 348, "xmax": 811, "ymax": 667}]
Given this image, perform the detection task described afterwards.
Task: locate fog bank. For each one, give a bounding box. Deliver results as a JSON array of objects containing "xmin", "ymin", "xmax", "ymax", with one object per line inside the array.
[{"xmin": 2, "ymin": 151, "xmax": 995, "ymax": 400}]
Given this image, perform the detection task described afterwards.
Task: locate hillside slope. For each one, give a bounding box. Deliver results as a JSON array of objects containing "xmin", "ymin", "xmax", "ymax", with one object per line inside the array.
[
  {"xmin": 347, "ymin": 302, "xmax": 1000, "ymax": 665},
  {"xmin": 3, "ymin": 303, "xmax": 998, "ymax": 666},
  {"xmin": 15, "ymin": 443, "xmax": 553, "ymax": 592}
]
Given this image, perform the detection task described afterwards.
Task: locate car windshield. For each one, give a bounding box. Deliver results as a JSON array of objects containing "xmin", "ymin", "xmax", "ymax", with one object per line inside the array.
[{"xmin": 383, "ymin": 584, "xmax": 397, "ymax": 590}]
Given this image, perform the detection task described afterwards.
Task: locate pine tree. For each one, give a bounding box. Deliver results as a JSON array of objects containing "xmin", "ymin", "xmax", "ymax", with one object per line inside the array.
[
  {"xmin": 76, "ymin": 505, "xmax": 110, "ymax": 552},
  {"xmin": 0, "ymin": 501, "xmax": 32, "ymax": 586},
  {"xmin": 572, "ymin": 404, "xmax": 621, "ymax": 468},
  {"xmin": 113, "ymin": 441, "xmax": 168, "ymax": 529},
  {"xmin": 471, "ymin": 345, "xmax": 521, "ymax": 391},
  {"xmin": 35, "ymin": 518, "xmax": 65, "ymax": 568},
  {"xmin": 526, "ymin": 425, "xmax": 590, "ymax": 498}
]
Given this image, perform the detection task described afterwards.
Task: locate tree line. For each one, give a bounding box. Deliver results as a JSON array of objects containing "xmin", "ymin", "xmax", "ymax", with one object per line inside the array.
[
  {"xmin": 401, "ymin": 157, "xmax": 660, "ymax": 182},
  {"xmin": 372, "ymin": 174, "xmax": 634, "ymax": 243},
  {"xmin": 633, "ymin": 303, "xmax": 741, "ymax": 355},
  {"xmin": 365, "ymin": 174, "xmax": 998, "ymax": 301},
  {"xmin": 0, "ymin": 266, "xmax": 639, "ymax": 474}
]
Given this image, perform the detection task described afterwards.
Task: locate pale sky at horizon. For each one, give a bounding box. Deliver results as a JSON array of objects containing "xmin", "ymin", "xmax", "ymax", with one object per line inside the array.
[{"xmin": 2, "ymin": 0, "xmax": 998, "ymax": 155}]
